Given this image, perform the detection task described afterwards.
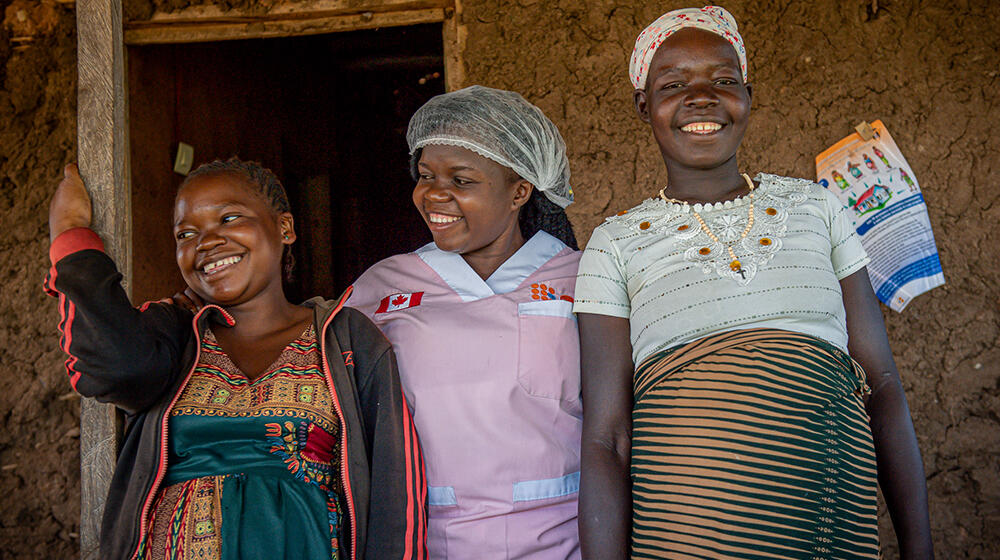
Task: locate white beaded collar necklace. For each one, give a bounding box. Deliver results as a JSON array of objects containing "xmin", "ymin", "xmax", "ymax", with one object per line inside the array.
[{"xmin": 658, "ymin": 173, "xmax": 756, "ymax": 275}]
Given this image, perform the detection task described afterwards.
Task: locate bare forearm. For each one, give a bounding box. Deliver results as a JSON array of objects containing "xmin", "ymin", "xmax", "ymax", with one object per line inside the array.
[
  {"xmin": 840, "ymin": 270, "xmax": 933, "ymax": 558},
  {"xmin": 867, "ymin": 373, "xmax": 934, "ymax": 559},
  {"xmin": 577, "ymin": 313, "xmax": 635, "ymax": 559},
  {"xmin": 580, "ymin": 438, "xmax": 632, "ymax": 559}
]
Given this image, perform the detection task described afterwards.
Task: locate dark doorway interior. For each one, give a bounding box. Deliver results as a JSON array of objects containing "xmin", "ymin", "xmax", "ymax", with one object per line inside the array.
[{"xmin": 127, "ymin": 24, "xmax": 443, "ymax": 304}]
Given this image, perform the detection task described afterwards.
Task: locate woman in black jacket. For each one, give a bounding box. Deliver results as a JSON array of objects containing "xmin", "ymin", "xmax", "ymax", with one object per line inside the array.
[{"xmin": 46, "ymin": 159, "xmax": 426, "ymax": 560}]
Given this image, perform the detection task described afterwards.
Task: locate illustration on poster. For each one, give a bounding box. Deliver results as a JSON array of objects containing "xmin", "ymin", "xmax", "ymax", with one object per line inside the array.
[
  {"xmin": 863, "ymin": 153, "xmax": 877, "ymax": 171},
  {"xmin": 873, "ymin": 146, "xmax": 891, "ymax": 167},
  {"xmin": 815, "ymin": 120, "xmax": 945, "ymax": 312},
  {"xmin": 832, "ymin": 170, "xmax": 850, "ymax": 190}
]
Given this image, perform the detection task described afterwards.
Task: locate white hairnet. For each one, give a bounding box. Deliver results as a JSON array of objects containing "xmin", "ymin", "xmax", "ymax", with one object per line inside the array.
[{"xmin": 406, "ymin": 85, "xmax": 573, "ymax": 208}]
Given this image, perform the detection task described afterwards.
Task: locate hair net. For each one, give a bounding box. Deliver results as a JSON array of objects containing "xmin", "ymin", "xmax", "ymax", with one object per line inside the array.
[{"xmin": 406, "ymin": 85, "xmax": 573, "ymax": 208}]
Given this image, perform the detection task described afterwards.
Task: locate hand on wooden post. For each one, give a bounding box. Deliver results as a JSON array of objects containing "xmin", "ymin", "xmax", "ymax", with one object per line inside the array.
[{"xmin": 49, "ymin": 163, "xmax": 93, "ymax": 242}]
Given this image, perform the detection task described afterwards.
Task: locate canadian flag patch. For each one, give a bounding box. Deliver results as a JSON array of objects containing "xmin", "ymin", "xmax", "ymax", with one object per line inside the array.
[{"xmin": 375, "ymin": 292, "xmax": 424, "ymax": 314}]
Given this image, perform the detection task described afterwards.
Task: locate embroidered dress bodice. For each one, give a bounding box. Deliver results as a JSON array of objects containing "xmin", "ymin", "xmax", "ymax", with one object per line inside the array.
[
  {"xmin": 140, "ymin": 326, "xmax": 343, "ymax": 560},
  {"xmin": 642, "ymin": 175, "xmax": 804, "ymax": 285},
  {"xmin": 574, "ymin": 173, "xmax": 870, "ymax": 365},
  {"xmin": 350, "ymin": 231, "xmax": 583, "ymax": 560}
]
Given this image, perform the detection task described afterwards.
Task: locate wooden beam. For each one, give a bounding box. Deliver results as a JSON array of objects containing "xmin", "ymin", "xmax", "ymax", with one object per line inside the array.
[
  {"xmin": 75, "ymin": 0, "xmax": 129, "ymax": 557},
  {"xmin": 124, "ymin": 7, "xmax": 446, "ymax": 44},
  {"xmin": 441, "ymin": 0, "xmax": 465, "ymax": 91},
  {"xmin": 130, "ymin": 0, "xmax": 449, "ymax": 23}
]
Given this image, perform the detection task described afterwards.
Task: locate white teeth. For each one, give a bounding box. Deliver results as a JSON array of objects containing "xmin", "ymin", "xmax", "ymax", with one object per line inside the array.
[
  {"xmin": 203, "ymin": 256, "xmax": 241, "ymax": 273},
  {"xmin": 682, "ymin": 122, "xmax": 722, "ymax": 133},
  {"xmin": 429, "ymin": 213, "xmax": 462, "ymax": 224}
]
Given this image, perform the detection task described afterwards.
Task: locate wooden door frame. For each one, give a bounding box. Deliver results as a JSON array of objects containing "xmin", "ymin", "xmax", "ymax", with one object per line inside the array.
[{"xmin": 75, "ymin": 1, "xmax": 463, "ymax": 556}]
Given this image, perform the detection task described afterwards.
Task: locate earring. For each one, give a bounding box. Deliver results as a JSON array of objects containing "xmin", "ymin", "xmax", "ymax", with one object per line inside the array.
[{"xmin": 283, "ymin": 234, "xmax": 289, "ymax": 240}]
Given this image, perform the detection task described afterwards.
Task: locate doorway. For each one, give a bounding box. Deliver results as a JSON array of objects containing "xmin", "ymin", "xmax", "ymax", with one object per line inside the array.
[{"xmin": 127, "ymin": 24, "xmax": 444, "ymax": 304}]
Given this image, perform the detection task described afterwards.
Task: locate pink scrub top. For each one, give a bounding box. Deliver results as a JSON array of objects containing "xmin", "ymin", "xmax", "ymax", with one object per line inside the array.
[{"xmin": 350, "ymin": 232, "xmax": 582, "ymax": 560}]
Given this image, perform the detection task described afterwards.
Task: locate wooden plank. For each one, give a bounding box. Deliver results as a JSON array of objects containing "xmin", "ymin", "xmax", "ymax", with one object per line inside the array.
[
  {"xmin": 125, "ymin": 7, "xmax": 446, "ymax": 44},
  {"xmin": 76, "ymin": 0, "xmax": 129, "ymax": 557},
  {"xmin": 130, "ymin": 0, "xmax": 449, "ymax": 24},
  {"xmin": 441, "ymin": 0, "xmax": 465, "ymax": 91}
]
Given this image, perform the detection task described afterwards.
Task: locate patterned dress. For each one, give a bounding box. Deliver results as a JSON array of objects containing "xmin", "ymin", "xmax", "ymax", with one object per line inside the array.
[{"xmin": 140, "ymin": 325, "xmax": 343, "ymax": 560}]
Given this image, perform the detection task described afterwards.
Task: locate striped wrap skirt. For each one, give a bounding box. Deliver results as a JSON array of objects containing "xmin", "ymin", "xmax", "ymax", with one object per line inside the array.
[{"xmin": 630, "ymin": 328, "xmax": 880, "ymax": 560}]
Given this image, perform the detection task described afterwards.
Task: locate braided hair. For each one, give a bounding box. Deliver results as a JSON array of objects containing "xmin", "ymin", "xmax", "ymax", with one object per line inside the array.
[
  {"xmin": 180, "ymin": 157, "xmax": 296, "ymax": 283},
  {"xmin": 518, "ymin": 187, "xmax": 578, "ymax": 250},
  {"xmin": 409, "ymin": 149, "xmax": 578, "ymax": 250}
]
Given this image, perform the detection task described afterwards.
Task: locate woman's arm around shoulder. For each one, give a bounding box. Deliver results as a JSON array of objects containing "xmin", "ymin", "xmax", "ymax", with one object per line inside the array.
[
  {"xmin": 46, "ymin": 164, "xmax": 191, "ymax": 413},
  {"xmin": 578, "ymin": 312, "xmax": 634, "ymax": 560},
  {"xmin": 841, "ymin": 267, "xmax": 934, "ymax": 559},
  {"xmin": 337, "ymin": 307, "xmax": 428, "ymax": 559}
]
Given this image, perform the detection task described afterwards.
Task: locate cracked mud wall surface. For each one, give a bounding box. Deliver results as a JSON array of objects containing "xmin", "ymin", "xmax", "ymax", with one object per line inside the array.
[
  {"xmin": 0, "ymin": 0, "xmax": 996, "ymax": 558},
  {"xmin": 458, "ymin": 0, "xmax": 998, "ymax": 557},
  {"xmin": 0, "ymin": 0, "xmax": 80, "ymax": 557}
]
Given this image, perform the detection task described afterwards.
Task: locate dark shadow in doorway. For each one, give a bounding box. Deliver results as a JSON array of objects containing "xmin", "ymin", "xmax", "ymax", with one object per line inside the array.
[{"xmin": 128, "ymin": 23, "xmax": 443, "ymax": 304}]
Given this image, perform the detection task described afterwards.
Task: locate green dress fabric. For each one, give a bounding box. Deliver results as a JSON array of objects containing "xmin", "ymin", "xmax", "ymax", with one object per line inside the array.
[
  {"xmin": 630, "ymin": 328, "xmax": 880, "ymax": 560},
  {"xmin": 140, "ymin": 326, "xmax": 343, "ymax": 560}
]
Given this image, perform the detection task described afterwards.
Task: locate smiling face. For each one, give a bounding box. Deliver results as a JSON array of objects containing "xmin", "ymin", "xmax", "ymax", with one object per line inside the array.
[
  {"xmin": 412, "ymin": 144, "xmax": 531, "ymax": 257},
  {"xmin": 173, "ymin": 172, "xmax": 294, "ymax": 306},
  {"xmin": 634, "ymin": 27, "xmax": 752, "ymax": 173}
]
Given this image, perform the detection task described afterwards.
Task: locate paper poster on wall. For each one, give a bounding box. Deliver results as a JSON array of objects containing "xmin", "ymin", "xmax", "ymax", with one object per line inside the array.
[{"xmin": 815, "ymin": 120, "xmax": 944, "ymax": 312}]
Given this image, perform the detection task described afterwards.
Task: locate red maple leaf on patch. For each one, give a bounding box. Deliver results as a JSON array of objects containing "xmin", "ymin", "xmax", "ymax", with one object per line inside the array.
[{"xmin": 392, "ymin": 295, "xmax": 408, "ymax": 306}]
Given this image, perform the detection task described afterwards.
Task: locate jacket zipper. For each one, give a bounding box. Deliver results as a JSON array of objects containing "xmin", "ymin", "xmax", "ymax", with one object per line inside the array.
[
  {"xmin": 319, "ymin": 289, "xmax": 357, "ymax": 560},
  {"xmin": 130, "ymin": 307, "xmax": 225, "ymax": 560}
]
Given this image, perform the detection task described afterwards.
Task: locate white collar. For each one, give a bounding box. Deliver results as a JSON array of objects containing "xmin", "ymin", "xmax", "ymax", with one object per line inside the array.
[{"xmin": 416, "ymin": 231, "xmax": 568, "ymax": 301}]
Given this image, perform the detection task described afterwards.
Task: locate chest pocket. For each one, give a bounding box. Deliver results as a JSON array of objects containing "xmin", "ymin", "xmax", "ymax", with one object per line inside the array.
[{"xmin": 516, "ymin": 300, "xmax": 581, "ymax": 404}]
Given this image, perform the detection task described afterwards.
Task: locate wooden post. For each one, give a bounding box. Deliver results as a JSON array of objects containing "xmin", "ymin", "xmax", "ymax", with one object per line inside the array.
[
  {"xmin": 76, "ymin": 0, "xmax": 129, "ymax": 557},
  {"xmin": 442, "ymin": 0, "xmax": 465, "ymax": 91}
]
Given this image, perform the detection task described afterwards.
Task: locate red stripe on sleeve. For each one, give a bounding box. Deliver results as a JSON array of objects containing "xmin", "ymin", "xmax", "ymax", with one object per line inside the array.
[
  {"xmin": 413, "ymin": 415, "xmax": 427, "ymax": 558},
  {"xmin": 49, "ymin": 227, "xmax": 105, "ymax": 264},
  {"xmin": 138, "ymin": 299, "xmax": 173, "ymax": 312},
  {"xmin": 403, "ymin": 395, "xmax": 427, "ymax": 558},
  {"xmin": 401, "ymin": 394, "xmax": 416, "ymax": 559},
  {"xmin": 43, "ymin": 267, "xmax": 58, "ymax": 297},
  {"xmin": 60, "ymin": 297, "xmax": 82, "ymax": 390}
]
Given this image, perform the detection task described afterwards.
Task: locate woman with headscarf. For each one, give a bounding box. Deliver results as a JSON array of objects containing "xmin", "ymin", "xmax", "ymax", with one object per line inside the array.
[
  {"xmin": 349, "ymin": 85, "xmax": 582, "ymax": 559},
  {"xmin": 574, "ymin": 6, "xmax": 933, "ymax": 559}
]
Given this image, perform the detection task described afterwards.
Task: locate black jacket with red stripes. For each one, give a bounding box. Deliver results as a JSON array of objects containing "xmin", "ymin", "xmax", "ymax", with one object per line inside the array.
[{"xmin": 44, "ymin": 228, "xmax": 427, "ymax": 560}]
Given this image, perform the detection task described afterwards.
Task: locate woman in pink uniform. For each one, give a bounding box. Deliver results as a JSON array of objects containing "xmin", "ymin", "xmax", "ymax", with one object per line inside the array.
[{"xmin": 349, "ymin": 85, "xmax": 582, "ymax": 559}]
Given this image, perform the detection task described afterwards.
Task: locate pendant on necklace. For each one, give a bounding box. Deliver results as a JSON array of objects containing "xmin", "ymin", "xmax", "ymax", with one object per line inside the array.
[{"xmin": 731, "ymin": 261, "xmax": 747, "ymax": 279}]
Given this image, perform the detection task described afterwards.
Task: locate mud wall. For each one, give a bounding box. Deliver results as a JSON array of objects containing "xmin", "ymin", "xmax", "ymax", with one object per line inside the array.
[
  {"xmin": 458, "ymin": 1, "xmax": 999, "ymax": 557},
  {"xmin": 0, "ymin": 0, "xmax": 996, "ymax": 558},
  {"xmin": 0, "ymin": 0, "xmax": 80, "ymax": 557}
]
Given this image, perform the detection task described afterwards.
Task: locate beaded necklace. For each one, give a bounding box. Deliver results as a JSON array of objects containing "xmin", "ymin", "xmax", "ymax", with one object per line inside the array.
[{"xmin": 659, "ymin": 173, "xmax": 756, "ymax": 275}]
